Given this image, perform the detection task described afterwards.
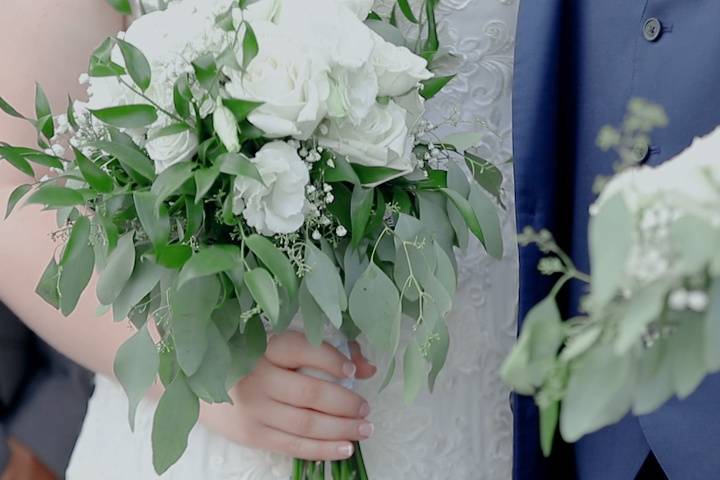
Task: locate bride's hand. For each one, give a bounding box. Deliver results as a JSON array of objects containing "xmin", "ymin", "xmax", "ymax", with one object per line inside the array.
[{"xmin": 200, "ymin": 331, "xmax": 377, "ymax": 461}]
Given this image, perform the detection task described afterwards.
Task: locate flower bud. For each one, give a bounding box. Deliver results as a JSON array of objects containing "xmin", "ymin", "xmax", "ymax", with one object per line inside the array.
[{"xmin": 213, "ymin": 99, "xmax": 240, "ymax": 153}]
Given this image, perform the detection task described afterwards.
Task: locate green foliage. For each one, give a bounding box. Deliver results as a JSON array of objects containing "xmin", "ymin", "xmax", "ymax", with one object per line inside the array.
[
  {"xmin": 91, "ymin": 104, "xmax": 159, "ymax": 129},
  {"xmin": 105, "ymin": 0, "xmax": 132, "ymax": 15},
  {"xmin": 114, "ymin": 324, "xmax": 159, "ymax": 429},
  {"xmin": 349, "ymin": 263, "xmax": 401, "ymax": 353},
  {"xmin": 116, "ymin": 39, "xmax": 152, "ymax": 91}
]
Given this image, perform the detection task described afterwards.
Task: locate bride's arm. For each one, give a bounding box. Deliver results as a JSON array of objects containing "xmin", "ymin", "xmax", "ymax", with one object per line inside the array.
[{"xmin": 0, "ymin": 0, "xmax": 129, "ymax": 376}]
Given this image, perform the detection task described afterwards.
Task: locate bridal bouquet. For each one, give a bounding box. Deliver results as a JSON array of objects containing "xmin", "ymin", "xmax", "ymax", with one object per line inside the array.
[
  {"xmin": 0, "ymin": 0, "xmax": 503, "ymax": 477},
  {"xmin": 502, "ymin": 104, "xmax": 720, "ymax": 455}
]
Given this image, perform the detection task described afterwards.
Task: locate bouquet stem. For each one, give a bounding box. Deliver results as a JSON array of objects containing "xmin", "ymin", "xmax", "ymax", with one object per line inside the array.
[{"xmin": 292, "ymin": 442, "xmax": 367, "ymax": 480}]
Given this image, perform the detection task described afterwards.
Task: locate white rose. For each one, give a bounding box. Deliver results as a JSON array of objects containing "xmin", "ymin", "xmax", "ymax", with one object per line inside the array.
[
  {"xmin": 233, "ymin": 141, "xmax": 310, "ymax": 235},
  {"xmin": 146, "ymin": 127, "xmax": 199, "ymax": 173},
  {"xmin": 327, "ymin": 62, "xmax": 379, "ymax": 124},
  {"xmin": 225, "ymin": 21, "xmax": 330, "ymax": 140},
  {"xmin": 213, "ymin": 100, "xmax": 240, "ymax": 152},
  {"xmin": 319, "ymin": 100, "xmax": 416, "ymax": 174},
  {"xmin": 338, "ymin": 0, "xmax": 374, "ymax": 19},
  {"xmin": 371, "ymin": 33, "xmax": 433, "ymax": 97},
  {"xmin": 272, "ymin": 0, "xmax": 374, "ymax": 69}
]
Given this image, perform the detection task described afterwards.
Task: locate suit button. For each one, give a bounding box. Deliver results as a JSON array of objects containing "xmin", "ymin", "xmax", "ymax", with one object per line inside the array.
[{"xmin": 643, "ymin": 18, "xmax": 662, "ymax": 42}]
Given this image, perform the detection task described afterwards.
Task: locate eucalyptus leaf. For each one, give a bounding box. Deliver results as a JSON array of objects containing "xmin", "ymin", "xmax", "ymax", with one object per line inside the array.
[
  {"xmin": 97, "ymin": 232, "xmax": 136, "ymax": 305},
  {"xmin": 61, "ymin": 216, "xmax": 91, "ymax": 265},
  {"xmin": 59, "ymin": 240, "xmax": 95, "ymax": 316},
  {"xmin": 440, "ymin": 188, "xmax": 485, "ymax": 246},
  {"xmin": 245, "ymin": 234, "xmax": 298, "ymax": 300},
  {"xmin": 171, "ymin": 276, "xmax": 221, "ymax": 376},
  {"xmin": 226, "ymin": 316, "xmax": 267, "ymax": 386},
  {"xmin": 469, "ymin": 184, "xmax": 503, "ymax": 259},
  {"xmin": 178, "ymin": 245, "xmax": 241, "ymax": 288},
  {"xmin": 93, "ymin": 140, "xmax": 156, "ymax": 182},
  {"xmin": 151, "ymin": 374, "xmax": 199, "ymax": 475},
  {"xmin": 188, "ymin": 322, "xmax": 232, "ymax": 403},
  {"xmin": 151, "ymin": 162, "xmax": 194, "ymax": 206},
  {"xmin": 305, "ymin": 242, "xmax": 347, "ymax": 328},
  {"xmin": 349, "ymin": 263, "xmax": 402, "ymax": 353},
  {"xmin": 194, "ymin": 165, "xmax": 220, "ymax": 203},
  {"xmin": 351, "ymin": 186, "xmax": 374, "ymax": 247},
  {"xmin": 403, "ymin": 340, "xmax": 427, "ymax": 404},
  {"xmin": 299, "ymin": 280, "xmax": 328, "ymax": 346},
  {"xmin": 133, "ymin": 192, "xmax": 170, "ymax": 248},
  {"xmin": 218, "ymin": 153, "xmax": 263, "ymax": 184},
  {"xmin": 36, "ymin": 258, "xmax": 61, "ymax": 309},
  {"xmin": 113, "ymin": 257, "xmax": 166, "ymax": 321},
  {"xmin": 244, "ymin": 268, "xmax": 280, "ymax": 325},
  {"xmin": 114, "ymin": 324, "xmax": 159, "ymax": 429}
]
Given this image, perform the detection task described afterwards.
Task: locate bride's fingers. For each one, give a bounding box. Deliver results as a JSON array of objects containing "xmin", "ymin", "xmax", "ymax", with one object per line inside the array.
[
  {"xmin": 259, "ymin": 362, "xmax": 370, "ymax": 419},
  {"xmin": 349, "ymin": 341, "xmax": 377, "ymax": 380},
  {"xmin": 260, "ymin": 400, "xmax": 373, "ymax": 442},
  {"xmin": 266, "ymin": 331, "xmax": 357, "ymax": 380},
  {"xmin": 256, "ymin": 426, "xmax": 355, "ymax": 461}
]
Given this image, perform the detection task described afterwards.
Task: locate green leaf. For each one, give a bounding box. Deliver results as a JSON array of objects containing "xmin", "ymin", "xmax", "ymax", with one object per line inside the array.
[
  {"xmin": 349, "ymin": 263, "xmax": 401, "ymax": 353},
  {"xmin": 92, "ymin": 140, "xmax": 156, "ymax": 183},
  {"xmin": 151, "ymin": 162, "xmax": 194, "ymax": 206},
  {"xmin": 324, "ymin": 153, "xmax": 360, "ymax": 185},
  {"xmin": 105, "ymin": 0, "xmax": 132, "ymax": 15},
  {"xmin": 353, "ymin": 164, "xmax": 405, "ymax": 186},
  {"xmin": 112, "ymin": 257, "xmax": 166, "ymax": 321},
  {"xmin": 74, "ymin": 147, "xmax": 114, "ymax": 193},
  {"xmin": 156, "ymin": 244, "xmax": 193, "ymax": 269},
  {"xmin": 440, "ymin": 188, "xmax": 485, "ymax": 245},
  {"xmin": 589, "ymin": 194, "xmax": 633, "ymax": 309},
  {"xmin": 97, "ymin": 232, "xmax": 136, "ymax": 305},
  {"xmin": 35, "ymin": 83, "xmax": 54, "ymax": 139},
  {"xmin": 0, "ymin": 146, "xmax": 34, "ymax": 177},
  {"xmin": 91, "ymin": 104, "xmax": 158, "ymax": 129},
  {"xmin": 305, "ymin": 242, "xmax": 347, "ymax": 328},
  {"xmin": 171, "ymin": 276, "xmax": 221, "ymax": 375},
  {"xmin": 4, "ymin": 184, "xmax": 32, "ymax": 219},
  {"xmin": 188, "ymin": 323, "xmax": 232, "ymax": 403},
  {"xmin": 226, "ymin": 316, "xmax": 267, "ymax": 385},
  {"xmin": 192, "ymin": 54, "xmax": 218, "ymax": 91},
  {"xmin": 244, "ymin": 268, "xmax": 280, "ymax": 325},
  {"xmin": 465, "ymin": 152, "xmax": 504, "ymax": 206},
  {"xmin": 560, "ymin": 344, "xmax": 635, "ymax": 442},
  {"xmin": 540, "ymin": 401, "xmax": 559, "ymax": 457},
  {"xmin": 222, "ymin": 99, "xmax": 263, "ymax": 123},
  {"xmin": 36, "ymin": 258, "xmax": 61, "ymax": 308},
  {"xmin": 151, "ymin": 374, "xmax": 200, "ymax": 475},
  {"xmin": 26, "ymin": 185, "xmax": 84, "ymax": 208},
  {"xmin": 469, "ymin": 184, "xmax": 503, "ymax": 259},
  {"xmin": 114, "ymin": 324, "xmax": 159, "ymax": 429},
  {"xmin": 88, "ymin": 38, "xmax": 126, "ymax": 77},
  {"xmin": 397, "ymin": 0, "xmax": 419, "ymax": 23},
  {"xmin": 59, "ymin": 238, "xmax": 95, "ymax": 316},
  {"xmin": 351, "ymin": 187, "xmax": 374, "ymax": 247},
  {"xmin": 613, "ymin": 280, "xmax": 670, "ymax": 354},
  {"xmin": 178, "ymin": 245, "xmax": 241, "ymax": 288},
  {"xmin": 218, "ymin": 153, "xmax": 263, "ymax": 184},
  {"xmin": 403, "ymin": 340, "xmax": 427, "ymax": 404},
  {"xmin": 420, "ymin": 75, "xmax": 454, "ymax": 100},
  {"xmin": 299, "ymin": 280, "xmax": 328, "ymax": 346},
  {"xmin": 61, "ymin": 217, "xmax": 91, "ymax": 265},
  {"xmin": 241, "ymin": 24, "xmax": 259, "ymax": 70},
  {"xmin": 173, "ymin": 74, "xmax": 192, "ymax": 119},
  {"xmin": 426, "ymin": 318, "xmax": 449, "ymax": 391},
  {"xmin": 421, "ymin": 0, "xmax": 440, "ymax": 63},
  {"xmin": 194, "ymin": 165, "xmax": 220, "ymax": 203},
  {"xmin": 116, "ymin": 39, "xmax": 152, "ymax": 91},
  {"xmin": 133, "ymin": 192, "xmax": 170, "ymax": 248},
  {"xmin": 245, "ymin": 234, "xmax": 298, "ymax": 300},
  {"xmin": 0, "ymin": 96, "xmax": 25, "ymax": 119},
  {"xmin": 500, "ymin": 295, "xmax": 564, "ymax": 395}
]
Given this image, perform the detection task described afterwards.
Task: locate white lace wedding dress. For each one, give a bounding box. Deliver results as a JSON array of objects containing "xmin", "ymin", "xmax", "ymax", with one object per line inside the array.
[{"xmin": 67, "ymin": 1, "xmax": 519, "ymax": 478}]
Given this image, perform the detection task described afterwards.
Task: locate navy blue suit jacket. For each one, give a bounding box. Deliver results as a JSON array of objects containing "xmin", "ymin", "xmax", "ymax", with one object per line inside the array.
[
  {"xmin": 0, "ymin": 303, "xmax": 93, "ymax": 478},
  {"xmin": 513, "ymin": 1, "xmax": 720, "ymax": 479}
]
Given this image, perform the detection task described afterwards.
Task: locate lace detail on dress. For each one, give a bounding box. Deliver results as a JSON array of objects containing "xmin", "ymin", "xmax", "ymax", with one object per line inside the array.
[{"xmin": 68, "ymin": 1, "xmax": 519, "ymax": 478}]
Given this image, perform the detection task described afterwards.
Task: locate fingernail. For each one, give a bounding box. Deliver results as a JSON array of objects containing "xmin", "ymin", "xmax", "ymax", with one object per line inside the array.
[
  {"xmin": 342, "ymin": 362, "xmax": 356, "ymax": 378},
  {"xmin": 338, "ymin": 444, "xmax": 354, "ymax": 458},
  {"xmin": 358, "ymin": 422, "xmax": 374, "ymax": 438},
  {"xmin": 358, "ymin": 402, "xmax": 370, "ymax": 418}
]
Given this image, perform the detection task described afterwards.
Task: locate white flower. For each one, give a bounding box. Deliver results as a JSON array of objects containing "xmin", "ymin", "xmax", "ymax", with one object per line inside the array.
[
  {"xmin": 233, "ymin": 141, "xmax": 309, "ymax": 235},
  {"xmin": 225, "ymin": 21, "xmax": 330, "ymax": 140},
  {"xmin": 327, "ymin": 62, "xmax": 379, "ymax": 124},
  {"xmin": 319, "ymin": 100, "xmax": 417, "ymax": 174},
  {"xmin": 146, "ymin": 127, "xmax": 199, "ymax": 173},
  {"xmin": 213, "ymin": 100, "xmax": 240, "ymax": 152},
  {"xmin": 371, "ymin": 33, "xmax": 433, "ymax": 97},
  {"xmin": 338, "ymin": 0, "xmax": 374, "ymax": 19},
  {"xmin": 336, "ymin": 225, "xmax": 348, "ymax": 237}
]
